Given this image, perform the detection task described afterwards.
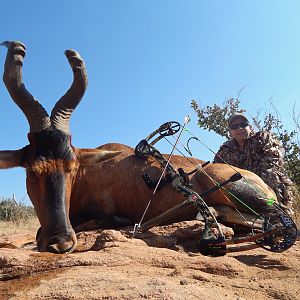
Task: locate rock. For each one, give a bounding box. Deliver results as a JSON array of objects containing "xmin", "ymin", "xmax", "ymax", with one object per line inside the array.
[
  {"xmin": 0, "ymin": 233, "xmax": 35, "ymax": 249},
  {"xmin": 0, "ymin": 223, "xmax": 299, "ymax": 300}
]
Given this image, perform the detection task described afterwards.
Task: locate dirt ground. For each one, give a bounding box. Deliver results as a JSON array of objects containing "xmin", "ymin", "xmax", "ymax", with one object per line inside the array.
[{"xmin": 0, "ymin": 220, "xmax": 299, "ymax": 300}]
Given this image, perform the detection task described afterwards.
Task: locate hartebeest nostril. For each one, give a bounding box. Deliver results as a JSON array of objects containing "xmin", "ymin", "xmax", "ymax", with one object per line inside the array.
[{"xmin": 47, "ymin": 240, "xmax": 76, "ymax": 254}]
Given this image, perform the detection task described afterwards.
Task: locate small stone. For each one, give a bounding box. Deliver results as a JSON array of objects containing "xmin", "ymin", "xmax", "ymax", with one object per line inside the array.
[{"xmin": 180, "ymin": 279, "xmax": 188, "ymax": 285}]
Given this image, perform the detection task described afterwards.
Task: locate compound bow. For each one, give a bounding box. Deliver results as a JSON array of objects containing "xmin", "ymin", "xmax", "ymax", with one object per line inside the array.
[{"xmin": 133, "ymin": 121, "xmax": 298, "ymax": 256}]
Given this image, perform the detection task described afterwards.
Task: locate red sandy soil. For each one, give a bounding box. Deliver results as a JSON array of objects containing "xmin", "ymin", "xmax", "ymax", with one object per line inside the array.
[{"xmin": 0, "ymin": 220, "xmax": 299, "ymax": 300}]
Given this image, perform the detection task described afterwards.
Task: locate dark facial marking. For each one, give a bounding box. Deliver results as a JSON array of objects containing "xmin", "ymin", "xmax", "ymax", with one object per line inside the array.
[
  {"xmin": 44, "ymin": 172, "xmax": 69, "ymax": 232},
  {"xmin": 29, "ymin": 127, "xmax": 74, "ymax": 161}
]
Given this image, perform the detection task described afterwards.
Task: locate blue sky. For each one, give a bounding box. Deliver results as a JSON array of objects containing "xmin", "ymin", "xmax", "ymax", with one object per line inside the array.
[{"xmin": 0, "ymin": 1, "xmax": 299, "ymax": 203}]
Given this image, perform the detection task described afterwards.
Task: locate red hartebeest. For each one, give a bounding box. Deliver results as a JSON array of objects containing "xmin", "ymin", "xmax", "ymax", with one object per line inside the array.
[{"xmin": 0, "ymin": 41, "xmax": 277, "ymax": 253}]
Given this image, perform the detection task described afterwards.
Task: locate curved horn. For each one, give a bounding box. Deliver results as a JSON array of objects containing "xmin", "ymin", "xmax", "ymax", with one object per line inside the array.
[
  {"xmin": 1, "ymin": 41, "xmax": 50, "ymax": 132},
  {"xmin": 50, "ymin": 49, "xmax": 88, "ymax": 134}
]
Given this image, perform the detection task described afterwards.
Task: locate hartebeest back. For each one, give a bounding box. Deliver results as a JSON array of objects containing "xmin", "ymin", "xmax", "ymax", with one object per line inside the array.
[{"xmin": 0, "ymin": 41, "xmax": 277, "ymax": 253}]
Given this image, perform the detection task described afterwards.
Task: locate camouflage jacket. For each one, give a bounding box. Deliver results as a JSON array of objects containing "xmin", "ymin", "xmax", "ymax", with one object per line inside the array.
[{"xmin": 213, "ymin": 131, "xmax": 294, "ymax": 206}]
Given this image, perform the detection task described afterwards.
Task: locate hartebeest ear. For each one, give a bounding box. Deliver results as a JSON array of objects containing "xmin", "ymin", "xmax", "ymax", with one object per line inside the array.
[
  {"xmin": 0, "ymin": 147, "xmax": 27, "ymax": 169},
  {"xmin": 76, "ymin": 148, "xmax": 123, "ymax": 167}
]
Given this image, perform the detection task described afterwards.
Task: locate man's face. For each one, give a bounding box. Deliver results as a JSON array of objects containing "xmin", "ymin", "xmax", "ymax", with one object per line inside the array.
[{"xmin": 229, "ymin": 117, "xmax": 252, "ymax": 142}]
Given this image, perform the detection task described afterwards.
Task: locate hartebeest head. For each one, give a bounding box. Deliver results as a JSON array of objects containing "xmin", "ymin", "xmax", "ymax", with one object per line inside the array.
[{"xmin": 0, "ymin": 41, "xmax": 117, "ymax": 253}]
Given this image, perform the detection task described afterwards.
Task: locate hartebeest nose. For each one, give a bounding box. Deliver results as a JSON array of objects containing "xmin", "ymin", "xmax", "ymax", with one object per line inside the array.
[
  {"xmin": 47, "ymin": 232, "xmax": 77, "ymax": 254},
  {"xmin": 47, "ymin": 236, "xmax": 77, "ymax": 253},
  {"xmin": 37, "ymin": 228, "xmax": 77, "ymax": 253}
]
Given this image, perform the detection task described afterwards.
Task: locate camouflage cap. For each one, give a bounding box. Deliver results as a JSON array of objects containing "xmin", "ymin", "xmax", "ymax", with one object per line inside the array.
[{"xmin": 228, "ymin": 113, "xmax": 249, "ymax": 127}]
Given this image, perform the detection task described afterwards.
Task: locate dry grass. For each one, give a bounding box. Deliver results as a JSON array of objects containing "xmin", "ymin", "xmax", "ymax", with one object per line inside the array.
[
  {"xmin": 0, "ymin": 217, "xmax": 40, "ymax": 235},
  {"xmin": 0, "ymin": 197, "xmax": 39, "ymax": 235},
  {"xmin": 0, "ymin": 198, "xmax": 35, "ymax": 221}
]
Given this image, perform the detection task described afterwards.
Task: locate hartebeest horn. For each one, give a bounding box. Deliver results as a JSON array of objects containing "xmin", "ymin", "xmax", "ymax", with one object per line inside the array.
[
  {"xmin": 50, "ymin": 49, "xmax": 88, "ymax": 134},
  {"xmin": 1, "ymin": 41, "xmax": 51, "ymax": 132}
]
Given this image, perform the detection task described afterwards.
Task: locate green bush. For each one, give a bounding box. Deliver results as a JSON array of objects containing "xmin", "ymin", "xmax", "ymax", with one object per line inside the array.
[{"xmin": 0, "ymin": 197, "xmax": 36, "ymax": 223}]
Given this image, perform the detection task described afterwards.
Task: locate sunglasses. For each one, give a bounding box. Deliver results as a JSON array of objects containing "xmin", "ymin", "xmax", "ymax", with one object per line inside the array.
[{"xmin": 229, "ymin": 121, "xmax": 249, "ymax": 130}]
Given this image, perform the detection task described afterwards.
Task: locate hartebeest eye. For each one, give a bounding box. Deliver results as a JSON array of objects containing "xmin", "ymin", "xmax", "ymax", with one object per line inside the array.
[{"xmin": 65, "ymin": 159, "xmax": 78, "ymax": 173}]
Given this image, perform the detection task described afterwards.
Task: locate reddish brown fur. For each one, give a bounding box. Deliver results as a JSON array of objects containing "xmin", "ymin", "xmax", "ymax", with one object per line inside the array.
[
  {"xmin": 29, "ymin": 159, "xmax": 78, "ymax": 175},
  {"xmin": 69, "ymin": 143, "xmax": 276, "ymax": 227}
]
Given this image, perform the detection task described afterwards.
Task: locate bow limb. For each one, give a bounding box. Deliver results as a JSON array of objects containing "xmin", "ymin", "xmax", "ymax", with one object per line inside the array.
[{"xmin": 133, "ymin": 119, "xmax": 190, "ymax": 236}]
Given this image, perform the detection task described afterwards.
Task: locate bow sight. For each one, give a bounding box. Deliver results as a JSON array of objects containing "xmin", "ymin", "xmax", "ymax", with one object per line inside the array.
[{"xmin": 133, "ymin": 121, "xmax": 298, "ymax": 256}]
